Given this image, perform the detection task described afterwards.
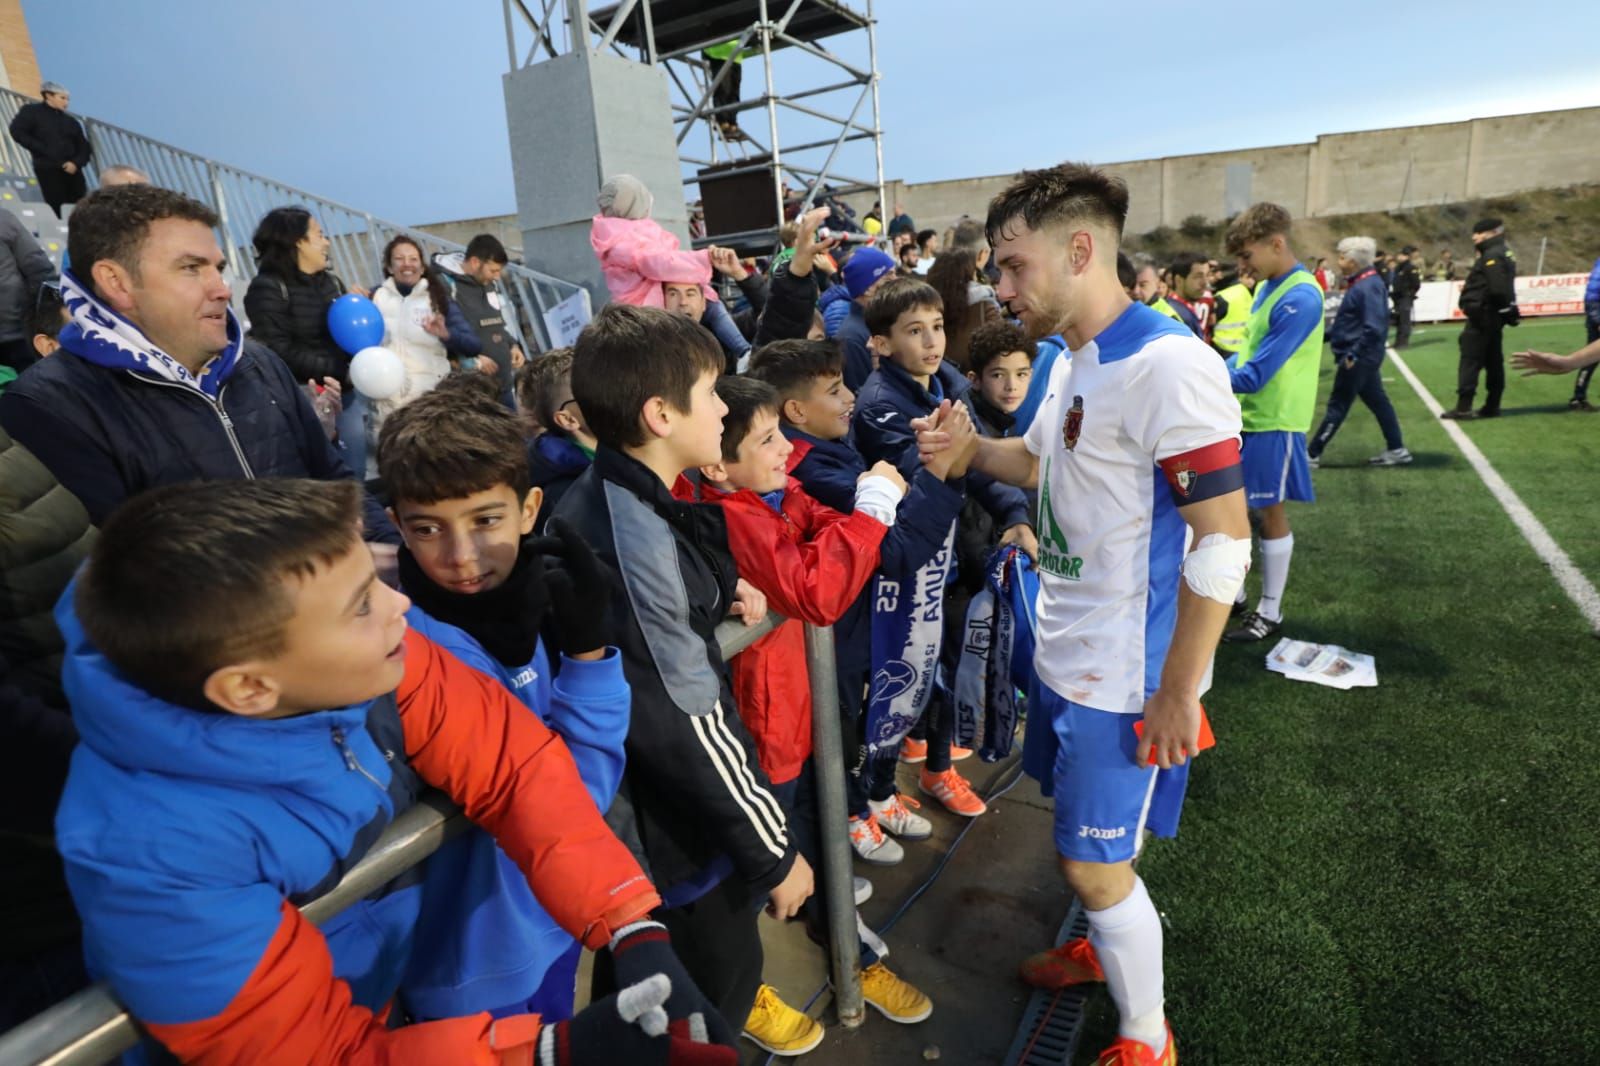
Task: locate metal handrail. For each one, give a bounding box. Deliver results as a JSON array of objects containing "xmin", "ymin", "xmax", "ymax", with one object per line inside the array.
[
  {"xmin": 0, "ymin": 86, "xmax": 587, "ymax": 351},
  {"xmin": 0, "ymin": 612, "xmax": 864, "ymax": 1065}
]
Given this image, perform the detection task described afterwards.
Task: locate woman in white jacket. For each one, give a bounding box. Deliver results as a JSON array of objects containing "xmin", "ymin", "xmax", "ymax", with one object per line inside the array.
[{"xmin": 364, "ymin": 236, "xmax": 485, "ymax": 474}]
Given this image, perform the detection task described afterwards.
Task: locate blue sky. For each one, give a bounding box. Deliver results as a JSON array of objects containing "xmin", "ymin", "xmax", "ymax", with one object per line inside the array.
[{"xmin": 20, "ymin": 0, "xmax": 1600, "ymax": 226}]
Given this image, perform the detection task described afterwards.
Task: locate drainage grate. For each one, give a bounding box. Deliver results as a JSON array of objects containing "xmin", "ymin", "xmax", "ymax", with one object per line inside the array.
[{"xmin": 1001, "ymin": 899, "xmax": 1093, "ymax": 1066}]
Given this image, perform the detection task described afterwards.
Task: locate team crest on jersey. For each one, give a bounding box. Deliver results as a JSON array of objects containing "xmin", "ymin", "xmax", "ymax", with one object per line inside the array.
[{"xmin": 1063, "ymin": 395, "xmax": 1084, "ymax": 451}]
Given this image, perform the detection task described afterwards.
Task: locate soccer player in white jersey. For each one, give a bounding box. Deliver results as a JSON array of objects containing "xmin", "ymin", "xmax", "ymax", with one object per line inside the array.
[{"xmin": 914, "ymin": 164, "xmax": 1250, "ymax": 1066}]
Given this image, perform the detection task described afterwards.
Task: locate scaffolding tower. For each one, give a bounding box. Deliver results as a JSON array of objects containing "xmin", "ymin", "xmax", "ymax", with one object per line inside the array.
[{"xmin": 503, "ymin": 0, "xmax": 886, "ymax": 253}]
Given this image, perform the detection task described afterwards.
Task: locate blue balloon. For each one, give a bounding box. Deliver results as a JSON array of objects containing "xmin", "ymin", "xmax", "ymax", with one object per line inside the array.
[{"xmin": 327, "ymin": 293, "xmax": 385, "ymax": 355}]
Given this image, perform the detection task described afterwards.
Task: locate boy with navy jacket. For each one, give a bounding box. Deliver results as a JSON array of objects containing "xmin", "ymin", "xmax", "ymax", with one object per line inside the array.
[
  {"xmin": 376, "ymin": 384, "xmax": 629, "ymax": 1025},
  {"xmin": 53, "ymin": 478, "xmax": 734, "ymax": 1065},
  {"xmin": 554, "ymin": 305, "xmax": 814, "ymax": 1035},
  {"xmin": 853, "ymin": 278, "xmax": 1036, "ymax": 820},
  {"xmin": 747, "ymin": 339, "xmax": 969, "ymax": 864},
  {"xmin": 516, "ymin": 349, "xmax": 596, "ymax": 531}
]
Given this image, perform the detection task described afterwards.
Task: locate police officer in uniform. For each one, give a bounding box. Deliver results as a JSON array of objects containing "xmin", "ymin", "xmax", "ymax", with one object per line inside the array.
[
  {"xmin": 1390, "ymin": 245, "xmax": 1421, "ymax": 349},
  {"xmin": 1442, "ymin": 219, "xmax": 1519, "ymax": 420}
]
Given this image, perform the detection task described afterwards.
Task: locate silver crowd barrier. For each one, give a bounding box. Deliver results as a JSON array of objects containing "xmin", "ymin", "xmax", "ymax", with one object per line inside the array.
[{"xmin": 0, "ymin": 613, "xmax": 863, "ymax": 1065}]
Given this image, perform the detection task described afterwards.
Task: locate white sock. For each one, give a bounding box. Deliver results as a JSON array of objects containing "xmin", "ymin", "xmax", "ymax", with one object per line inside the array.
[
  {"xmin": 1256, "ymin": 533, "xmax": 1294, "ymax": 623},
  {"xmin": 1086, "ymin": 876, "xmax": 1167, "ymax": 1055}
]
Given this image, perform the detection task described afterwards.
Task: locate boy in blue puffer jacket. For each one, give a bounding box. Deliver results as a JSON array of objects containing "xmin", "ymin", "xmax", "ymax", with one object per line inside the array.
[{"xmin": 377, "ymin": 382, "xmax": 629, "ymax": 1025}]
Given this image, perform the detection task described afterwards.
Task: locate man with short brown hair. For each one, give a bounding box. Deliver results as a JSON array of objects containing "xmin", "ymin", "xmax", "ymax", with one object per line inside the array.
[{"xmin": 0, "ymin": 184, "xmax": 395, "ymax": 543}]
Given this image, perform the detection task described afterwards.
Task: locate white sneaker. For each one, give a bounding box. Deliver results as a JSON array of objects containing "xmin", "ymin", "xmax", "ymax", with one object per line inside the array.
[
  {"xmin": 1369, "ymin": 447, "xmax": 1413, "ymax": 466},
  {"xmin": 849, "ymin": 813, "xmax": 904, "ymax": 865},
  {"xmin": 854, "ymin": 876, "xmax": 873, "ymax": 905},
  {"xmin": 869, "ymin": 793, "xmax": 934, "ymax": 841}
]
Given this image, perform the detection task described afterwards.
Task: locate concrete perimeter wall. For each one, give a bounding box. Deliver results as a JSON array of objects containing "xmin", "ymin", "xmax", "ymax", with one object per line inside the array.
[{"xmin": 866, "ymin": 106, "xmax": 1600, "ymax": 238}]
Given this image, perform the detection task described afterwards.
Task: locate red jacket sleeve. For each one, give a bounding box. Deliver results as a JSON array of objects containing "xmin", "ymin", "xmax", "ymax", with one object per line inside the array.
[
  {"xmin": 397, "ymin": 631, "xmax": 660, "ymax": 947},
  {"xmin": 147, "ymin": 904, "xmax": 543, "ymax": 1066},
  {"xmin": 723, "ymin": 486, "xmax": 887, "ymax": 626}
]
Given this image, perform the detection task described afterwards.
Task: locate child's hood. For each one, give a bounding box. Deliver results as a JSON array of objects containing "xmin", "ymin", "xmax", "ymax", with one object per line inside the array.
[{"xmin": 55, "ymin": 579, "xmax": 375, "ymax": 787}]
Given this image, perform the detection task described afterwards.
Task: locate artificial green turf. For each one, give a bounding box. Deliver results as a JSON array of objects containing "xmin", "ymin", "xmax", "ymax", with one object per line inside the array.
[
  {"xmin": 1074, "ymin": 316, "xmax": 1600, "ymax": 1064},
  {"xmin": 1389, "ymin": 315, "xmax": 1600, "ymax": 583}
]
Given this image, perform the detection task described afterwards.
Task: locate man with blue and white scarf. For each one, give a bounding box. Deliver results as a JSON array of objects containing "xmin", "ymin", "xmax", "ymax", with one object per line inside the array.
[{"xmin": 0, "ymin": 184, "xmax": 396, "ymax": 543}]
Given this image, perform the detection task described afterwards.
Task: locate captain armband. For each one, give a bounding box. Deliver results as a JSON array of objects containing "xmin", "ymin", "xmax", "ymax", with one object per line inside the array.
[
  {"xmin": 1157, "ymin": 439, "xmax": 1243, "ymax": 506},
  {"xmin": 1182, "ymin": 533, "xmax": 1252, "ymax": 605}
]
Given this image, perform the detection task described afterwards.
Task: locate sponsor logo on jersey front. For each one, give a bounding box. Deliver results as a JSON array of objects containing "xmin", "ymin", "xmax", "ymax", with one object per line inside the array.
[{"xmin": 1037, "ymin": 457, "xmax": 1084, "ymax": 581}]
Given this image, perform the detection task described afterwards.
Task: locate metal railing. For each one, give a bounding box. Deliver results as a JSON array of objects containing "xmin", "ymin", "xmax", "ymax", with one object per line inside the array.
[
  {"xmin": 0, "ymin": 87, "xmax": 587, "ymax": 351},
  {"xmin": 0, "ymin": 614, "xmax": 863, "ymax": 1066}
]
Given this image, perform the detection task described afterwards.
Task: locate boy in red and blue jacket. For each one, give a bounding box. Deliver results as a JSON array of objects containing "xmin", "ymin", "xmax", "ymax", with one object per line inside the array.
[{"xmin": 53, "ymin": 478, "xmax": 733, "ymax": 1065}]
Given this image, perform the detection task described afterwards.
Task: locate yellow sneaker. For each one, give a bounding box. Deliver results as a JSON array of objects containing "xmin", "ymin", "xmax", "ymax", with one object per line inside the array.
[
  {"xmin": 742, "ymin": 983, "xmax": 824, "ymax": 1056},
  {"xmin": 860, "ymin": 961, "xmax": 933, "ymax": 1023}
]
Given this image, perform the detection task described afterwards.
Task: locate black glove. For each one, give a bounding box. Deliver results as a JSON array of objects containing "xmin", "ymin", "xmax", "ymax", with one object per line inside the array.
[
  {"xmin": 606, "ymin": 921, "xmax": 738, "ymax": 1050},
  {"xmin": 533, "ymin": 974, "xmax": 739, "ymax": 1066},
  {"xmin": 528, "ymin": 516, "xmax": 615, "ymax": 657}
]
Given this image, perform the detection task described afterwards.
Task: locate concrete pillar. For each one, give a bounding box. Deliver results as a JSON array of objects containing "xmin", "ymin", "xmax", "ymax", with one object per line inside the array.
[{"xmin": 503, "ymin": 48, "xmax": 687, "ymax": 309}]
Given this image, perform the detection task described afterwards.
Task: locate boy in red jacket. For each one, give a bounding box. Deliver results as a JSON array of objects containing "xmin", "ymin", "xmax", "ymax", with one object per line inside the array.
[{"xmin": 678, "ymin": 376, "xmax": 935, "ymax": 1053}]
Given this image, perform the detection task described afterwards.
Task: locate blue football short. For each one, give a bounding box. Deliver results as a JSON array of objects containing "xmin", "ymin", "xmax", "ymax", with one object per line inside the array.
[
  {"xmin": 1240, "ymin": 430, "xmax": 1315, "ymax": 508},
  {"xmin": 1043, "ymin": 684, "xmax": 1192, "ymax": 863}
]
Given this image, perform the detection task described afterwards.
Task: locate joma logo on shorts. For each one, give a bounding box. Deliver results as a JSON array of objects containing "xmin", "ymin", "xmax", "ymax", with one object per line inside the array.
[{"xmin": 1078, "ymin": 825, "xmax": 1126, "ymax": 840}]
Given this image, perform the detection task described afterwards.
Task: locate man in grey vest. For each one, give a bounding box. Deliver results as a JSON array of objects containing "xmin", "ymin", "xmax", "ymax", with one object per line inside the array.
[{"xmin": 435, "ymin": 235, "xmax": 526, "ymax": 404}]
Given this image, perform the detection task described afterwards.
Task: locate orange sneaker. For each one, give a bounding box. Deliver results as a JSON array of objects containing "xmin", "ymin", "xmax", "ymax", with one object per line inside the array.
[
  {"xmin": 1094, "ymin": 1023, "xmax": 1176, "ymax": 1065},
  {"xmin": 918, "ymin": 767, "xmax": 987, "ymax": 817},
  {"xmin": 1018, "ymin": 936, "xmax": 1104, "ymax": 989},
  {"xmin": 899, "ymin": 737, "xmax": 928, "ymax": 763},
  {"xmin": 950, "ymin": 743, "xmax": 974, "ymax": 762}
]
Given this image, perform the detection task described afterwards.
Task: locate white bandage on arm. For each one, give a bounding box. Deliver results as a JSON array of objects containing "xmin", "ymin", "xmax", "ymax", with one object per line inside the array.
[
  {"xmin": 853, "ymin": 474, "xmax": 905, "ymax": 526},
  {"xmin": 1181, "ymin": 533, "xmax": 1252, "ymax": 604}
]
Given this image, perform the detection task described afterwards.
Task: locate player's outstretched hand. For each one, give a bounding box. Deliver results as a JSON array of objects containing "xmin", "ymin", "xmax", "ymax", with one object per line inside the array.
[
  {"xmin": 529, "ymin": 973, "xmax": 739, "ymax": 1066},
  {"xmin": 605, "ymin": 922, "xmax": 740, "ymax": 1051},
  {"xmin": 1510, "ymin": 349, "xmax": 1571, "ymax": 377},
  {"xmin": 1137, "ymin": 687, "xmax": 1201, "ymax": 771}
]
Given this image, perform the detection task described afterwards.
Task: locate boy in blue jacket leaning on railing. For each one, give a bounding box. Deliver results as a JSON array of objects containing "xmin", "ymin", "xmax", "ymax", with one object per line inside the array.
[{"xmin": 376, "ymin": 379, "xmax": 631, "ymax": 1026}]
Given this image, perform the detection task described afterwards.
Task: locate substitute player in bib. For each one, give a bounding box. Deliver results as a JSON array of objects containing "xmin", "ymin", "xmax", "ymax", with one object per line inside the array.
[
  {"xmin": 915, "ymin": 163, "xmax": 1249, "ymax": 1066},
  {"xmin": 1219, "ymin": 203, "xmax": 1324, "ymax": 644}
]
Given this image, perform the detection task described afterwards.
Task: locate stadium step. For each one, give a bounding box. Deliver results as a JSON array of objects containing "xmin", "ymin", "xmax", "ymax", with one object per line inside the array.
[
  {"xmin": 0, "ymin": 195, "xmax": 68, "ymax": 269},
  {"xmin": 1002, "ymin": 898, "xmax": 1093, "ymax": 1066}
]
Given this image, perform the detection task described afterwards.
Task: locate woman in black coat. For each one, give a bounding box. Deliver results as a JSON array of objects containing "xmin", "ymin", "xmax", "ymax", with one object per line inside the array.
[{"xmin": 243, "ymin": 207, "xmax": 357, "ymax": 390}]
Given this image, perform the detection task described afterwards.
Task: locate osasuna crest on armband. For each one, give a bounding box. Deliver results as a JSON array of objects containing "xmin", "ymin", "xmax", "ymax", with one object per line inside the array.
[
  {"xmin": 1063, "ymin": 395, "xmax": 1084, "ymax": 451},
  {"xmin": 1174, "ymin": 467, "xmax": 1197, "ymax": 497}
]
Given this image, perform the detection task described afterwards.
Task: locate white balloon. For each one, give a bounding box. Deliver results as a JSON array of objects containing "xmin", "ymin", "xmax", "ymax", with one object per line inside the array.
[{"xmin": 349, "ymin": 346, "xmax": 405, "ymax": 401}]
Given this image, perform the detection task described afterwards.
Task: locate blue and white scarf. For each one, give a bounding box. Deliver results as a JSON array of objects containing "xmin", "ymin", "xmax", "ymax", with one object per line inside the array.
[
  {"xmin": 57, "ymin": 269, "xmax": 244, "ymax": 398},
  {"xmin": 865, "ymin": 520, "xmax": 956, "ymax": 756},
  {"xmin": 953, "ymin": 546, "xmax": 1040, "ymax": 761}
]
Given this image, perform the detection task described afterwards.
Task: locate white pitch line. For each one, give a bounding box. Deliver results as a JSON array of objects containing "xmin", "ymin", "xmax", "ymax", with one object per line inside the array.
[{"xmin": 1388, "ymin": 347, "xmax": 1600, "ymax": 633}]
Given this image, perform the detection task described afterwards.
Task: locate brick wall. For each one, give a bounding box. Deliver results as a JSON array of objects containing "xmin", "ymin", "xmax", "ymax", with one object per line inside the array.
[{"xmin": 0, "ymin": 0, "xmax": 43, "ymax": 98}]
